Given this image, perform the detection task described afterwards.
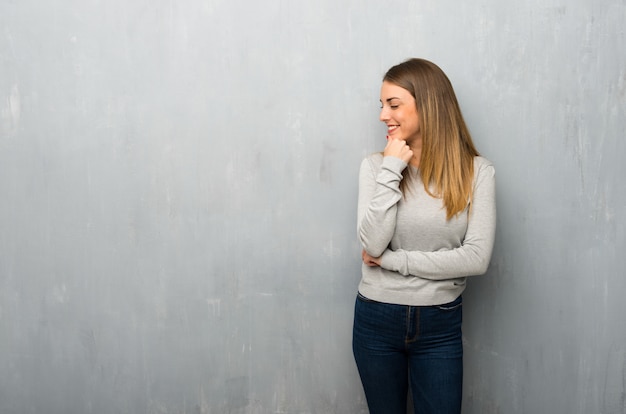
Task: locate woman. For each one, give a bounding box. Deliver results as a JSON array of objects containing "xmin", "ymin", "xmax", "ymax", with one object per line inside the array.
[{"xmin": 353, "ymin": 58, "xmax": 496, "ymax": 414}]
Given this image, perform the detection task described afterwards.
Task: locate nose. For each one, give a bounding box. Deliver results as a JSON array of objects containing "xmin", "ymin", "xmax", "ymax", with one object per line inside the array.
[{"xmin": 379, "ymin": 106, "xmax": 389, "ymax": 122}]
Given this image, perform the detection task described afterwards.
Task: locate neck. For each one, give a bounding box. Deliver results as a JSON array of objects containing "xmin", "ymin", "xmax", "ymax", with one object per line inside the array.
[{"xmin": 408, "ymin": 144, "xmax": 422, "ymax": 168}]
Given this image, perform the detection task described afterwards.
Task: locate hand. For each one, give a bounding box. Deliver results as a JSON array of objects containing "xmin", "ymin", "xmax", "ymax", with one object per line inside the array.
[
  {"xmin": 383, "ymin": 137, "xmax": 413, "ymax": 164},
  {"xmin": 362, "ymin": 249, "xmax": 382, "ymax": 267}
]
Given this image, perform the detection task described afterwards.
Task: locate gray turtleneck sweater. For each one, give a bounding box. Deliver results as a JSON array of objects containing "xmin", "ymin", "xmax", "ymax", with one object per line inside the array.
[{"xmin": 357, "ymin": 153, "xmax": 496, "ymax": 306}]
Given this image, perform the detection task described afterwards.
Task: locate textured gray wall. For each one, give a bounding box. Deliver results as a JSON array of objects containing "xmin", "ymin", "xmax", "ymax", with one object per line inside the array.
[{"xmin": 1, "ymin": 0, "xmax": 624, "ymax": 413}]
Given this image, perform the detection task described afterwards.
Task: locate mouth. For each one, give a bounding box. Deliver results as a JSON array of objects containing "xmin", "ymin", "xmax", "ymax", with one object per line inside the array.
[{"xmin": 387, "ymin": 125, "xmax": 399, "ymax": 134}]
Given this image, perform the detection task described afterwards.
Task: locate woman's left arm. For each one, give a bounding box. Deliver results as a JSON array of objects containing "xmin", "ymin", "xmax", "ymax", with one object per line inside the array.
[{"xmin": 379, "ymin": 162, "xmax": 496, "ymax": 280}]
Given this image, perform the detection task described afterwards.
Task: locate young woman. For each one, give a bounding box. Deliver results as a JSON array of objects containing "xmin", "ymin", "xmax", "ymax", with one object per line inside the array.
[{"xmin": 353, "ymin": 58, "xmax": 496, "ymax": 414}]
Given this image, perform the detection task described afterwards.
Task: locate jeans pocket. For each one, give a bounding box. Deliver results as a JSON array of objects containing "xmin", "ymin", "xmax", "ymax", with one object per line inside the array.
[{"xmin": 434, "ymin": 296, "xmax": 462, "ymax": 311}]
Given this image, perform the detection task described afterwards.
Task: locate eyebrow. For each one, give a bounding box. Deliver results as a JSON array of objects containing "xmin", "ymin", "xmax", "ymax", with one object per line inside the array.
[{"xmin": 380, "ymin": 97, "xmax": 401, "ymax": 102}]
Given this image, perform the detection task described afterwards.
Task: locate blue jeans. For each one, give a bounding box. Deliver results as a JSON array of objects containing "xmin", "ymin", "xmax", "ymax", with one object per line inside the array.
[{"xmin": 352, "ymin": 292, "xmax": 463, "ymax": 414}]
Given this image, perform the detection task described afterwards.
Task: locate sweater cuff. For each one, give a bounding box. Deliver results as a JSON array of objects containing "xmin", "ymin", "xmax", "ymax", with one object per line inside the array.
[
  {"xmin": 381, "ymin": 249, "xmax": 409, "ymax": 276},
  {"xmin": 380, "ymin": 156, "xmax": 408, "ymax": 176}
]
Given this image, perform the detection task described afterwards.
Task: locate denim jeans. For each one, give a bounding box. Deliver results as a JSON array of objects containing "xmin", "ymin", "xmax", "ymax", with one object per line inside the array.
[{"xmin": 352, "ymin": 292, "xmax": 463, "ymax": 414}]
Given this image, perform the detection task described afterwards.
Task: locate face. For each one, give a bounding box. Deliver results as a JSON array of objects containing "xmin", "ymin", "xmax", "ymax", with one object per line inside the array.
[{"xmin": 379, "ymin": 81, "xmax": 421, "ymax": 145}]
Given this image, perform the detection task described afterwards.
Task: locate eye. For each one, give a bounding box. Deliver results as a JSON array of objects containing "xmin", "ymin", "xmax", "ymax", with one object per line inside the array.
[{"xmin": 390, "ymin": 105, "xmax": 399, "ymax": 109}]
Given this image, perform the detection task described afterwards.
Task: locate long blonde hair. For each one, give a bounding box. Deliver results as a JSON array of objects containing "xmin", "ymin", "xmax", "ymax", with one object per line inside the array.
[{"xmin": 383, "ymin": 58, "xmax": 479, "ymax": 219}]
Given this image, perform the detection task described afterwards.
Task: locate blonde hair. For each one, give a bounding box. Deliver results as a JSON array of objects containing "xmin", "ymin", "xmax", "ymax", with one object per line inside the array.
[{"xmin": 383, "ymin": 58, "xmax": 479, "ymax": 219}]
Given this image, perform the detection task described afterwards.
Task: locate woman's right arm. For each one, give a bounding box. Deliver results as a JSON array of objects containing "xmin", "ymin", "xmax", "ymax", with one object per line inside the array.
[{"xmin": 357, "ymin": 155, "xmax": 407, "ymax": 257}]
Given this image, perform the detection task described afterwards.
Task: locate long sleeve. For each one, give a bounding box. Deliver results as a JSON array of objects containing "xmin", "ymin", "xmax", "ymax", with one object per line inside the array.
[
  {"xmin": 357, "ymin": 155, "xmax": 407, "ymax": 257},
  {"xmin": 379, "ymin": 161, "xmax": 496, "ymax": 280}
]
